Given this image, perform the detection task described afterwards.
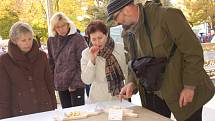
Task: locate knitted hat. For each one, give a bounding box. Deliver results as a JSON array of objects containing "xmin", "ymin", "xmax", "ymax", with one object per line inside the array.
[{"xmin": 107, "ymin": 0, "xmax": 134, "ymax": 22}]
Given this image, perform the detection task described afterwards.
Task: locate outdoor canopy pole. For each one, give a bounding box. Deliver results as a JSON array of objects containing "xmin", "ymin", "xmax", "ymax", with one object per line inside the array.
[{"xmin": 46, "ymin": 0, "xmax": 53, "ymax": 37}]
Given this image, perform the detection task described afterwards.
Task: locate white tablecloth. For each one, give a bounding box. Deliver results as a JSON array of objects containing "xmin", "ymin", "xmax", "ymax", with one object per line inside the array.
[{"xmin": 0, "ymin": 100, "xmax": 135, "ymax": 121}]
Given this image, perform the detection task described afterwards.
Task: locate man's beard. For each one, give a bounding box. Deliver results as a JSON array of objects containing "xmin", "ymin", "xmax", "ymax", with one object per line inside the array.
[{"xmin": 122, "ymin": 22, "xmax": 135, "ymax": 30}]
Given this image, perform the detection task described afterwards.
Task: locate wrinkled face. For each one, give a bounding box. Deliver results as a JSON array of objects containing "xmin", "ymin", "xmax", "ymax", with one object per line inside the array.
[
  {"xmin": 113, "ymin": 7, "xmax": 135, "ymax": 26},
  {"xmin": 55, "ymin": 20, "xmax": 69, "ymax": 36},
  {"xmin": 15, "ymin": 32, "xmax": 33, "ymax": 53},
  {"xmin": 90, "ymin": 31, "xmax": 107, "ymax": 50}
]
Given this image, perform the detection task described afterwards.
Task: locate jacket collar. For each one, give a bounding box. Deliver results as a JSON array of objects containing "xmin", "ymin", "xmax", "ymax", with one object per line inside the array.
[{"xmin": 67, "ymin": 25, "xmax": 77, "ymax": 36}]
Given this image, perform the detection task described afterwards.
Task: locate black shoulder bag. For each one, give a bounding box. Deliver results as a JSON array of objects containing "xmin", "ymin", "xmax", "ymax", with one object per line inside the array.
[{"xmin": 128, "ymin": 9, "xmax": 177, "ymax": 91}]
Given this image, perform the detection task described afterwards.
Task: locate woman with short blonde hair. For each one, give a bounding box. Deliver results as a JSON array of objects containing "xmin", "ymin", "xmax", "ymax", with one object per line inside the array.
[
  {"xmin": 47, "ymin": 12, "xmax": 87, "ymax": 108},
  {"xmin": 0, "ymin": 21, "xmax": 57, "ymax": 119},
  {"xmin": 49, "ymin": 12, "xmax": 76, "ymax": 37}
]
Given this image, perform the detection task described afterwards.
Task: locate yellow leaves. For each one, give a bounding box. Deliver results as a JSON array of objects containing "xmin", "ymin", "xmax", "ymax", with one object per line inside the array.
[
  {"xmin": 52, "ymin": 0, "xmax": 95, "ymax": 32},
  {"xmin": 0, "ymin": 0, "xmax": 14, "ymax": 18},
  {"xmin": 180, "ymin": 0, "xmax": 215, "ymax": 25},
  {"xmin": 0, "ymin": 0, "xmax": 97, "ymax": 40},
  {"xmin": 0, "ymin": 0, "xmax": 48, "ymax": 40}
]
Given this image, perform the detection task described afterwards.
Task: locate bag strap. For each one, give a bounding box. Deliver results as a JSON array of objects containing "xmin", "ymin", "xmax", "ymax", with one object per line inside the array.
[
  {"xmin": 143, "ymin": 7, "xmax": 177, "ymax": 61},
  {"xmin": 54, "ymin": 34, "xmax": 75, "ymax": 61},
  {"xmin": 128, "ymin": 32, "xmax": 137, "ymax": 60},
  {"xmin": 168, "ymin": 43, "xmax": 177, "ymax": 62},
  {"xmin": 143, "ymin": 8, "xmax": 155, "ymax": 56}
]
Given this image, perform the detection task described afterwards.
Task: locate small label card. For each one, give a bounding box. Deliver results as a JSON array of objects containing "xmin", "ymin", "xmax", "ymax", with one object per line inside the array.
[{"xmin": 108, "ymin": 109, "xmax": 123, "ymax": 120}]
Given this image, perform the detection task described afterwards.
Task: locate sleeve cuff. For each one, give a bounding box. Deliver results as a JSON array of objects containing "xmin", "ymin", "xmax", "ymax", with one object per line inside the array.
[{"xmin": 184, "ymin": 85, "xmax": 196, "ymax": 90}]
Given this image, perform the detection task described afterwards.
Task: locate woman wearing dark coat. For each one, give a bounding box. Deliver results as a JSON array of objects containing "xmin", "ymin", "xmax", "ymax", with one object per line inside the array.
[
  {"xmin": 47, "ymin": 12, "xmax": 87, "ymax": 108},
  {"xmin": 0, "ymin": 22, "xmax": 57, "ymax": 119}
]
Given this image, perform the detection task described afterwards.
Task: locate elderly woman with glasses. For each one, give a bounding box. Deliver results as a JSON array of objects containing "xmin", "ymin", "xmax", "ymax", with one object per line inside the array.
[
  {"xmin": 81, "ymin": 20, "xmax": 128, "ymax": 103},
  {"xmin": 47, "ymin": 12, "xmax": 87, "ymax": 108}
]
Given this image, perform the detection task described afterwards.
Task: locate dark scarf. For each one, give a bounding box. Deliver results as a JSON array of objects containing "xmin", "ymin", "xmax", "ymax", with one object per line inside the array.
[
  {"xmin": 7, "ymin": 39, "xmax": 40, "ymax": 70},
  {"xmin": 98, "ymin": 38, "xmax": 125, "ymax": 96}
]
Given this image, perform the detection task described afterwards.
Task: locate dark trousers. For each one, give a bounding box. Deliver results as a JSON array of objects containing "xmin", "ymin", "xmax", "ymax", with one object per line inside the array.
[
  {"xmin": 58, "ymin": 88, "xmax": 85, "ymax": 108},
  {"xmin": 185, "ymin": 107, "xmax": 203, "ymax": 121},
  {"xmin": 145, "ymin": 92, "xmax": 171, "ymax": 118},
  {"xmin": 85, "ymin": 84, "xmax": 91, "ymax": 97}
]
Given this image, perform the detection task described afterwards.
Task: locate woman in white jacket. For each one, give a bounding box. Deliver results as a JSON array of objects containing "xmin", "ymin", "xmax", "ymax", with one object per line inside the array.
[{"xmin": 81, "ymin": 20, "xmax": 127, "ymax": 103}]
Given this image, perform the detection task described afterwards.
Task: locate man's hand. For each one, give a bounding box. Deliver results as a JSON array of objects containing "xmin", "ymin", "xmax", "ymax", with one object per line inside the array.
[
  {"xmin": 118, "ymin": 82, "xmax": 136, "ymax": 101},
  {"xmin": 89, "ymin": 46, "xmax": 99, "ymax": 64},
  {"xmin": 179, "ymin": 88, "xmax": 195, "ymax": 108}
]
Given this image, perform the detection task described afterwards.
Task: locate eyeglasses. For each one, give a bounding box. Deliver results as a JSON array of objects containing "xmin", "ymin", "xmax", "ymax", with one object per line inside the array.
[
  {"xmin": 112, "ymin": 9, "xmax": 122, "ymax": 21},
  {"xmin": 55, "ymin": 23, "xmax": 68, "ymax": 29}
]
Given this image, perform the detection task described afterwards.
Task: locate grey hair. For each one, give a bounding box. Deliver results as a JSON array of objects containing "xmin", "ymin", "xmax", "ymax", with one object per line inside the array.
[
  {"xmin": 49, "ymin": 12, "xmax": 77, "ymax": 37},
  {"xmin": 9, "ymin": 21, "xmax": 34, "ymax": 42}
]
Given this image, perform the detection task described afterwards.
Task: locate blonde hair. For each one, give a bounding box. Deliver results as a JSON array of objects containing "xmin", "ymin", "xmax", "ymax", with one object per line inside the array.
[
  {"xmin": 49, "ymin": 12, "xmax": 76, "ymax": 37},
  {"xmin": 9, "ymin": 21, "xmax": 34, "ymax": 43}
]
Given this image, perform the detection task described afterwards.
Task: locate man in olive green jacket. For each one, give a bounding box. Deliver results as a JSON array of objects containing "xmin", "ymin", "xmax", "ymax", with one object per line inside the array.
[{"xmin": 107, "ymin": 0, "xmax": 215, "ymax": 121}]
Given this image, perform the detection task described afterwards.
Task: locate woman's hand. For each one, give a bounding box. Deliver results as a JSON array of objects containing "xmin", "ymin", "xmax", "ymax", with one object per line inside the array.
[{"xmin": 89, "ymin": 46, "xmax": 100, "ymax": 65}]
